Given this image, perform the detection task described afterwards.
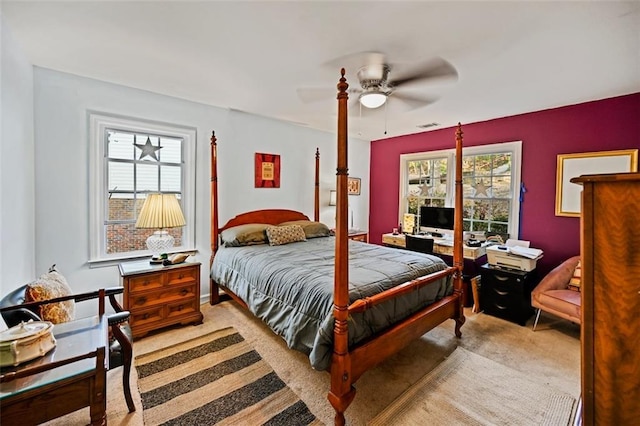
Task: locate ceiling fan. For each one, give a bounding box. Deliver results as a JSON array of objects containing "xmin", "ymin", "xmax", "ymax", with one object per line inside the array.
[{"xmin": 297, "ymin": 52, "xmax": 458, "ymax": 111}]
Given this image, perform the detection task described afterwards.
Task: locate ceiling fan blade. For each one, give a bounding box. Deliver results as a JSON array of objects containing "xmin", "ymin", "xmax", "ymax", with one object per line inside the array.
[
  {"xmin": 390, "ymin": 58, "xmax": 458, "ymax": 88},
  {"xmin": 391, "ymin": 92, "xmax": 440, "ymax": 110}
]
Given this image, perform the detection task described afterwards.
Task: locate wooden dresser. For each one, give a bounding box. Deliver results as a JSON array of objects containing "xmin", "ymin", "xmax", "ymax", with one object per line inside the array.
[
  {"xmin": 119, "ymin": 260, "xmax": 203, "ymax": 338},
  {"xmin": 571, "ymin": 172, "xmax": 640, "ymax": 425}
]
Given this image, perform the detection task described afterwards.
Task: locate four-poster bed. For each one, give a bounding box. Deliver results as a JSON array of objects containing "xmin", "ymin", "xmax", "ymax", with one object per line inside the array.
[{"xmin": 209, "ymin": 69, "xmax": 466, "ymax": 425}]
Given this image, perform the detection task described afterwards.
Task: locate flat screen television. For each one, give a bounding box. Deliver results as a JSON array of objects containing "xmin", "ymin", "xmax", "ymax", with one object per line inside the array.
[{"xmin": 420, "ymin": 206, "xmax": 455, "ymax": 235}]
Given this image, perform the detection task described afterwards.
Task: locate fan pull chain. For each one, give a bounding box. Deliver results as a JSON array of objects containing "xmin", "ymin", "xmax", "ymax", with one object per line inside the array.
[
  {"xmin": 384, "ymin": 100, "xmax": 388, "ymax": 135},
  {"xmin": 359, "ymin": 101, "xmax": 363, "ymax": 136}
]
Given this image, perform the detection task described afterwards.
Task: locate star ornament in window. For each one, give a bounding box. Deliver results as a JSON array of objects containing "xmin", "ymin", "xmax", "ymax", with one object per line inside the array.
[
  {"xmin": 473, "ymin": 179, "xmax": 492, "ymax": 197},
  {"xmin": 419, "ymin": 183, "xmax": 430, "ymax": 196},
  {"xmin": 134, "ymin": 137, "xmax": 163, "ymax": 161}
]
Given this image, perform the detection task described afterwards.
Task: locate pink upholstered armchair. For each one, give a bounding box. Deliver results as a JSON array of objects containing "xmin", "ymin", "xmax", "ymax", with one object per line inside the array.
[{"xmin": 531, "ymin": 256, "xmax": 581, "ymax": 330}]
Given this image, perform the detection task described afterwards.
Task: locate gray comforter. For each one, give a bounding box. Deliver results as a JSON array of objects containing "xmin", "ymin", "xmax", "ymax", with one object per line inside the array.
[{"xmin": 210, "ymin": 236, "xmax": 452, "ymax": 370}]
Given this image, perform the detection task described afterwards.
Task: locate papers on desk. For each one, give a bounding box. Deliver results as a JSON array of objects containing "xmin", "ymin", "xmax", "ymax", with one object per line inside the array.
[
  {"xmin": 486, "ymin": 239, "xmax": 543, "ymax": 271},
  {"xmin": 503, "ymin": 239, "xmax": 543, "ymax": 259},
  {"xmin": 435, "ymin": 239, "xmax": 454, "ymax": 247},
  {"xmin": 509, "ymin": 246, "xmax": 543, "ymax": 259}
]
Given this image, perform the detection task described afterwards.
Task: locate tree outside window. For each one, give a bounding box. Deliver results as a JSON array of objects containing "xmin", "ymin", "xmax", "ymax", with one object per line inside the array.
[{"xmin": 462, "ymin": 152, "xmax": 512, "ymax": 234}]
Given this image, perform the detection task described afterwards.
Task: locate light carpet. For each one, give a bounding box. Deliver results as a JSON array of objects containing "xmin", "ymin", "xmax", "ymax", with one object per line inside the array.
[
  {"xmin": 369, "ymin": 347, "xmax": 576, "ymax": 426},
  {"xmin": 135, "ymin": 327, "xmax": 321, "ymax": 425}
]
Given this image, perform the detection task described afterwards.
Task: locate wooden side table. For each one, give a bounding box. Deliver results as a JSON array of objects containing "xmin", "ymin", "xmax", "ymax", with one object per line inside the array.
[
  {"xmin": 348, "ymin": 230, "xmax": 368, "ymax": 243},
  {"xmin": 119, "ymin": 260, "xmax": 203, "ymax": 338},
  {"xmin": 0, "ymin": 316, "xmax": 108, "ymax": 425}
]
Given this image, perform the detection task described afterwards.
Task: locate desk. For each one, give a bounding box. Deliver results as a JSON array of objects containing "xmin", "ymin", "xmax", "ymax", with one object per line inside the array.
[
  {"xmin": 381, "ymin": 233, "xmax": 487, "ymax": 260},
  {"xmin": 1, "ymin": 315, "xmax": 108, "ymax": 425},
  {"xmin": 382, "ymin": 233, "xmax": 487, "ymax": 307}
]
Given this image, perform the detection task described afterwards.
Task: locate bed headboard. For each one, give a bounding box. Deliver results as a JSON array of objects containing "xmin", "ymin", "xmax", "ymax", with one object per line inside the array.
[{"xmin": 220, "ymin": 209, "xmax": 310, "ymax": 231}]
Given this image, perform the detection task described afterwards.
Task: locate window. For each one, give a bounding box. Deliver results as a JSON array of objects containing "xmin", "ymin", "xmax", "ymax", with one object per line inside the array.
[
  {"xmin": 89, "ymin": 113, "xmax": 196, "ymax": 263},
  {"xmin": 400, "ymin": 141, "xmax": 522, "ymax": 238}
]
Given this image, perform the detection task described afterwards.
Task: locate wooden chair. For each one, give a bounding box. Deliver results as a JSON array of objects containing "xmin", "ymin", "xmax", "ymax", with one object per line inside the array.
[{"xmin": 0, "ymin": 286, "xmax": 136, "ymax": 412}]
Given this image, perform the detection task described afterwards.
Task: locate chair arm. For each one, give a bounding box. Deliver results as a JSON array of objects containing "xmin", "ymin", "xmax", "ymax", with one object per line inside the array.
[
  {"xmin": 0, "ymin": 289, "xmax": 108, "ymax": 316},
  {"xmin": 105, "ymin": 287, "xmax": 123, "ymax": 296},
  {"xmin": 532, "ymin": 256, "xmax": 580, "ymax": 296},
  {"xmin": 108, "ymin": 311, "xmax": 130, "ymax": 327},
  {"xmin": 105, "ymin": 287, "xmax": 125, "ymax": 313}
]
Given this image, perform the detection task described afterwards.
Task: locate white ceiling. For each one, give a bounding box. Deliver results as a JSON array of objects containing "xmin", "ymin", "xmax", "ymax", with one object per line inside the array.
[{"xmin": 2, "ymin": 1, "xmax": 639, "ymax": 141}]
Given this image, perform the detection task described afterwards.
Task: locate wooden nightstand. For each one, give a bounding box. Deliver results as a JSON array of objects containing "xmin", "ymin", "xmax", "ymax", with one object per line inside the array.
[
  {"xmin": 348, "ymin": 230, "xmax": 368, "ymax": 243},
  {"xmin": 119, "ymin": 260, "xmax": 203, "ymax": 338}
]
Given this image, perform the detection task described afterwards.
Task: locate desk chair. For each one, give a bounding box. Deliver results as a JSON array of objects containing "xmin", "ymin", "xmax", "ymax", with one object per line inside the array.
[{"xmin": 405, "ymin": 234, "xmax": 435, "ymax": 254}]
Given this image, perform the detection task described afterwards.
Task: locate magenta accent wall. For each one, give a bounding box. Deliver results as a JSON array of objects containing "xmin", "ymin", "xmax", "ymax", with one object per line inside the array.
[{"xmin": 369, "ymin": 93, "xmax": 640, "ymax": 275}]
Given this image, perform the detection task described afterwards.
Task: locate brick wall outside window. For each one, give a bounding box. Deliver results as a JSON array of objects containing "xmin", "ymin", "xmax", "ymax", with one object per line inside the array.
[{"xmin": 106, "ymin": 199, "xmax": 183, "ymax": 254}]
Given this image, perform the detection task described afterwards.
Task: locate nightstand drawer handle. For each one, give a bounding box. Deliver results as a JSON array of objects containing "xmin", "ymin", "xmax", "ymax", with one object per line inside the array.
[
  {"xmin": 180, "ymin": 289, "xmax": 188, "ymax": 296},
  {"xmin": 143, "ymin": 280, "xmax": 150, "ymax": 286},
  {"xmin": 178, "ymin": 273, "xmax": 184, "ymax": 279},
  {"xmin": 143, "ymin": 313, "xmax": 149, "ymax": 320},
  {"xmin": 493, "ymin": 289, "xmax": 509, "ymax": 296},
  {"xmin": 137, "ymin": 297, "xmax": 147, "ymax": 305},
  {"xmin": 495, "ymin": 275, "xmax": 510, "ymax": 281},
  {"xmin": 177, "ymin": 305, "xmax": 183, "ymax": 311}
]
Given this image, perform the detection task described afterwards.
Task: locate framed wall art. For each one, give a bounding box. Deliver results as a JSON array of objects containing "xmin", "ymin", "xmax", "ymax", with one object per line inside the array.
[
  {"xmin": 347, "ymin": 177, "xmax": 361, "ymax": 195},
  {"xmin": 255, "ymin": 153, "xmax": 281, "ymax": 188},
  {"xmin": 555, "ymin": 149, "xmax": 638, "ymax": 217}
]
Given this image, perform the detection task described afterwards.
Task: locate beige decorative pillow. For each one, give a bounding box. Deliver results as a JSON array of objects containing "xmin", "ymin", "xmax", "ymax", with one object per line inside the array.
[
  {"xmin": 569, "ymin": 261, "xmax": 581, "ymax": 291},
  {"xmin": 279, "ymin": 220, "xmax": 332, "ymax": 239},
  {"xmin": 266, "ymin": 225, "xmax": 307, "ymax": 246},
  {"xmin": 221, "ymin": 223, "xmax": 270, "ymax": 247},
  {"xmin": 25, "ymin": 265, "xmax": 75, "ymax": 324}
]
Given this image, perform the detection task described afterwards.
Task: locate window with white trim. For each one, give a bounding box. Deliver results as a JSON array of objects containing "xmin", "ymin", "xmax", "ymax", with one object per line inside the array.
[
  {"xmin": 400, "ymin": 141, "xmax": 522, "ymax": 238},
  {"xmin": 89, "ymin": 113, "xmax": 196, "ymax": 262}
]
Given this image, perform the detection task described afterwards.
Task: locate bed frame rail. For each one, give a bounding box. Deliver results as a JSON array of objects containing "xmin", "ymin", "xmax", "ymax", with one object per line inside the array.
[{"xmin": 349, "ymin": 294, "xmax": 460, "ymax": 382}]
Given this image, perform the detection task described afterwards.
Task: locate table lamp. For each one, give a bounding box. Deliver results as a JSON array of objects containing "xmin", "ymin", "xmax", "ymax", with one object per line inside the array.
[{"xmin": 135, "ymin": 194, "xmax": 186, "ymax": 263}]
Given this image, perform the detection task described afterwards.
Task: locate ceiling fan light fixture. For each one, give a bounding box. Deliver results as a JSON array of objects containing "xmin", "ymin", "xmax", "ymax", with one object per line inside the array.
[{"xmin": 359, "ymin": 91, "xmax": 387, "ymax": 109}]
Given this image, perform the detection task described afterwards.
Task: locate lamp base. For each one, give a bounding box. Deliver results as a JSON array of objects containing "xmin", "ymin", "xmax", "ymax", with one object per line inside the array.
[{"xmin": 146, "ymin": 230, "xmax": 175, "ymax": 261}]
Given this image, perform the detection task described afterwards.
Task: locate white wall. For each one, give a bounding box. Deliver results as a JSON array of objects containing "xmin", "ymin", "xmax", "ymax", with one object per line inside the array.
[
  {"xmin": 32, "ymin": 68, "xmax": 369, "ymax": 315},
  {"xmin": 0, "ymin": 15, "xmax": 35, "ymax": 296},
  {"xmin": 222, "ymin": 110, "xmax": 370, "ymax": 230}
]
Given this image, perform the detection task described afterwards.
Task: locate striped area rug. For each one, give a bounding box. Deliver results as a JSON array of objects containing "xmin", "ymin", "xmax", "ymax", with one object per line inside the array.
[{"xmin": 135, "ymin": 327, "xmax": 321, "ymax": 425}]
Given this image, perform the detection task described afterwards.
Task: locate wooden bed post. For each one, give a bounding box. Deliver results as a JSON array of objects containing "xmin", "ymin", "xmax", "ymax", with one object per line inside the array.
[
  {"xmin": 210, "ymin": 131, "xmax": 220, "ymax": 305},
  {"xmin": 315, "ymin": 147, "xmax": 320, "ymax": 222},
  {"xmin": 453, "ymin": 123, "xmax": 466, "ymax": 336},
  {"xmin": 328, "ymin": 68, "xmax": 355, "ymax": 426}
]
